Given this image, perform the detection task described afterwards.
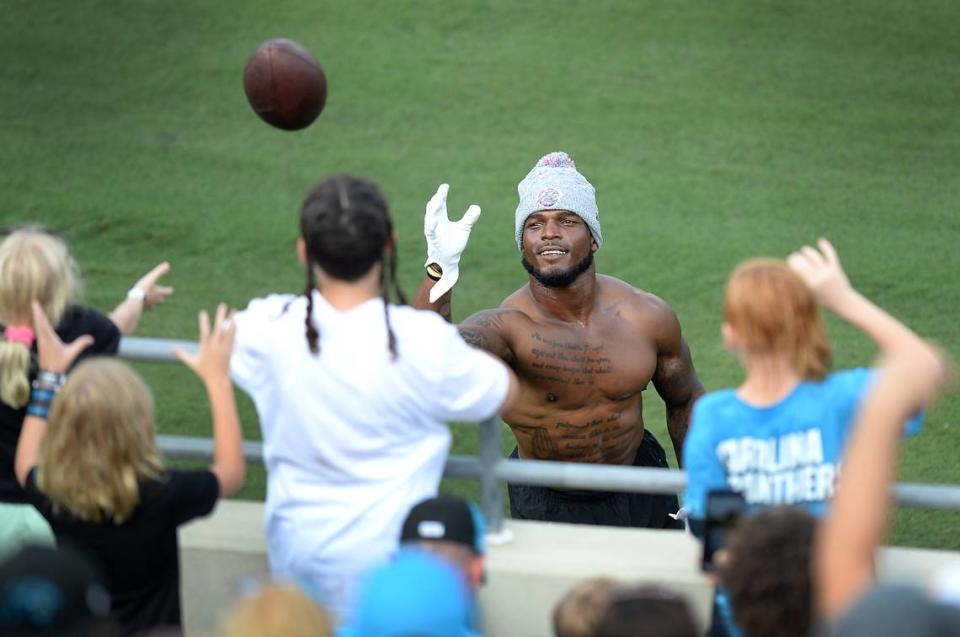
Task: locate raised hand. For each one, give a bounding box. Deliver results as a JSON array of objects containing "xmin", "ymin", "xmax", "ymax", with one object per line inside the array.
[
  {"xmin": 30, "ymin": 301, "xmax": 93, "ymax": 373},
  {"xmin": 174, "ymin": 303, "xmax": 236, "ymax": 385},
  {"xmin": 131, "ymin": 262, "xmax": 174, "ymax": 310},
  {"xmin": 786, "ymin": 238, "xmax": 853, "ymax": 311},
  {"xmin": 877, "ymin": 346, "xmax": 952, "ymax": 416},
  {"xmin": 424, "ymin": 183, "xmax": 482, "ymax": 303},
  {"xmin": 174, "ymin": 303, "xmax": 244, "ymax": 497}
]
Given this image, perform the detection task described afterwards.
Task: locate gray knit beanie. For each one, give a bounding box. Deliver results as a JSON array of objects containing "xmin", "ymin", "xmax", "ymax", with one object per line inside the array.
[{"xmin": 515, "ymin": 151, "xmax": 602, "ymax": 251}]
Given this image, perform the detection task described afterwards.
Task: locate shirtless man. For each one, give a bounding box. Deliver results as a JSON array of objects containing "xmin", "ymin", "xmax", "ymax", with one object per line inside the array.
[{"xmin": 414, "ymin": 151, "xmax": 703, "ymax": 528}]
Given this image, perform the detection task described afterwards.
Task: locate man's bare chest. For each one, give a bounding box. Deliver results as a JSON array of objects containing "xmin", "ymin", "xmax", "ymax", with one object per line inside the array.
[{"xmin": 512, "ymin": 322, "xmax": 657, "ymax": 400}]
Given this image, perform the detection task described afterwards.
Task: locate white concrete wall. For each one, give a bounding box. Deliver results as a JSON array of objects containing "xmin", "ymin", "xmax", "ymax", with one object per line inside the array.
[
  {"xmin": 180, "ymin": 501, "xmax": 269, "ymax": 637},
  {"xmin": 477, "ymin": 522, "xmax": 712, "ymax": 636},
  {"xmin": 178, "ymin": 500, "xmax": 960, "ymax": 637}
]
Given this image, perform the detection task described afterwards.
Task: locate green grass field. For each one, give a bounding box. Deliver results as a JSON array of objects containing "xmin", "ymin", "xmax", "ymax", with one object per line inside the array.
[{"xmin": 3, "ymin": 1, "xmax": 959, "ymax": 548}]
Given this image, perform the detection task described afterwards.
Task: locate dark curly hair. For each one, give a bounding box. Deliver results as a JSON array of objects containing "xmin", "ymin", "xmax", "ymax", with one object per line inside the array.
[
  {"xmin": 719, "ymin": 506, "xmax": 818, "ymax": 637},
  {"xmin": 299, "ymin": 175, "xmax": 407, "ymax": 358}
]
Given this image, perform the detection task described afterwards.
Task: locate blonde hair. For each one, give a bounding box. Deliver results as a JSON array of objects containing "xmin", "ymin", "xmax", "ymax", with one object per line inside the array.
[
  {"xmin": 37, "ymin": 359, "xmax": 163, "ymax": 523},
  {"xmin": 553, "ymin": 577, "xmax": 620, "ymax": 637},
  {"xmin": 0, "ymin": 227, "xmax": 79, "ymax": 408},
  {"xmin": 724, "ymin": 259, "xmax": 832, "ymax": 380},
  {"xmin": 219, "ymin": 584, "xmax": 333, "ymax": 637},
  {"xmin": 0, "ymin": 343, "xmax": 30, "ymax": 409}
]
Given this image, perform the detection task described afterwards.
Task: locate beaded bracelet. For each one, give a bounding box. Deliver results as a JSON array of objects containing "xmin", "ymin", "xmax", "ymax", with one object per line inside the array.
[
  {"xmin": 36, "ymin": 371, "xmax": 67, "ymax": 389},
  {"xmin": 26, "ymin": 370, "xmax": 67, "ymax": 419}
]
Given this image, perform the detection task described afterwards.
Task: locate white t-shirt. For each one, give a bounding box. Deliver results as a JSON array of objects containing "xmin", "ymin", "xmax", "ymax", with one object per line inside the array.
[{"xmin": 230, "ymin": 291, "xmax": 509, "ymax": 616}]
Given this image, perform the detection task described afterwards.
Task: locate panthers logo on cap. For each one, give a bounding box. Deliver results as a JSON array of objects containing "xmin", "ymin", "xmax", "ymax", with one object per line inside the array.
[{"xmin": 537, "ymin": 188, "xmax": 561, "ymax": 208}]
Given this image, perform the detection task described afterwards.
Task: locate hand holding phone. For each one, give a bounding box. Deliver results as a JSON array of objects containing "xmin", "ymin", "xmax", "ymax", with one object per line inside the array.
[{"xmin": 701, "ymin": 489, "xmax": 747, "ymax": 572}]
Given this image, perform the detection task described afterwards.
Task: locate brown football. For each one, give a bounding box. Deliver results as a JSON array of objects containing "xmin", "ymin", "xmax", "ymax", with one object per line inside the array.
[{"xmin": 243, "ymin": 38, "xmax": 327, "ymax": 131}]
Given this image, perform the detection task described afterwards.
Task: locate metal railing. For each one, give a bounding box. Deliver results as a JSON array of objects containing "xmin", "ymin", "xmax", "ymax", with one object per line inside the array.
[{"xmin": 122, "ymin": 336, "xmax": 960, "ymax": 534}]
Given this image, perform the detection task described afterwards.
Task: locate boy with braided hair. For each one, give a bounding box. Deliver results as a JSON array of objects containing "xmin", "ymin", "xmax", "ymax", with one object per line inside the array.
[{"xmin": 229, "ymin": 174, "xmax": 517, "ymax": 620}]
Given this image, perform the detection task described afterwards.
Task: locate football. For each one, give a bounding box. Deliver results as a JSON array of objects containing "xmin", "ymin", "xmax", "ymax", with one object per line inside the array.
[{"xmin": 243, "ymin": 38, "xmax": 327, "ymax": 131}]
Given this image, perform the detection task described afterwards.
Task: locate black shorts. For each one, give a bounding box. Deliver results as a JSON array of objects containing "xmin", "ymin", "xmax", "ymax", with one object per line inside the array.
[{"xmin": 507, "ymin": 429, "xmax": 684, "ymax": 529}]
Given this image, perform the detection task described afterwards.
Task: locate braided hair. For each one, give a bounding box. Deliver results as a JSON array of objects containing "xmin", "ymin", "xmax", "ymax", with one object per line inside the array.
[{"xmin": 299, "ymin": 175, "xmax": 407, "ymax": 359}]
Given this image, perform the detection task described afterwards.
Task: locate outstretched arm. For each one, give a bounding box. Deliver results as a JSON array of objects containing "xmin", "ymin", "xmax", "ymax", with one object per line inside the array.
[
  {"xmin": 413, "ymin": 277, "xmax": 453, "ymax": 321},
  {"xmin": 411, "ymin": 184, "xmax": 481, "ymax": 319},
  {"xmin": 788, "ymin": 239, "xmax": 927, "ymax": 357},
  {"xmin": 174, "ymin": 304, "xmax": 245, "ymax": 497},
  {"xmin": 650, "ymin": 302, "xmax": 704, "ymax": 466},
  {"xmin": 109, "ymin": 261, "xmax": 174, "ymax": 335},
  {"xmin": 816, "ymin": 345, "xmax": 948, "ymax": 622},
  {"xmin": 15, "ymin": 302, "xmax": 93, "ymax": 486}
]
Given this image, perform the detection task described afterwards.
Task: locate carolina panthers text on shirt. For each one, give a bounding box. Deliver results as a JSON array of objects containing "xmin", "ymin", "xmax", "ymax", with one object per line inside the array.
[{"xmin": 715, "ymin": 428, "xmax": 837, "ymax": 506}]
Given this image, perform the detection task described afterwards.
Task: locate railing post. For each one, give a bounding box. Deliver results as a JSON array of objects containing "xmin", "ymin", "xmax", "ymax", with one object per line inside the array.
[{"xmin": 478, "ymin": 415, "xmax": 508, "ymax": 541}]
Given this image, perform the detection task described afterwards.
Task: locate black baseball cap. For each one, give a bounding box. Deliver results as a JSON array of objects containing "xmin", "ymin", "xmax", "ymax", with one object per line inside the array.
[{"xmin": 400, "ymin": 495, "xmax": 485, "ymax": 555}]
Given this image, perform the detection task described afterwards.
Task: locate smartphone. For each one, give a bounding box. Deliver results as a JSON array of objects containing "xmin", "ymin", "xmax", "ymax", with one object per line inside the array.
[{"xmin": 701, "ymin": 489, "xmax": 747, "ymax": 572}]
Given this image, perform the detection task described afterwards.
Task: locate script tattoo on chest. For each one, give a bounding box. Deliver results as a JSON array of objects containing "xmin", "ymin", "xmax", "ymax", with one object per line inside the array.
[
  {"xmin": 556, "ymin": 413, "xmax": 633, "ymax": 459},
  {"xmin": 514, "ymin": 412, "xmax": 634, "ymax": 461},
  {"xmin": 528, "ymin": 331, "xmax": 613, "ymax": 386}
]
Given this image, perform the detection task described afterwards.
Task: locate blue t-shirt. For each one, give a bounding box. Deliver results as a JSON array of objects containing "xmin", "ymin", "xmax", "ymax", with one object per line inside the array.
[{"xmin": 683, "ymin": 368, "xmax": 923, "ymax": 520}]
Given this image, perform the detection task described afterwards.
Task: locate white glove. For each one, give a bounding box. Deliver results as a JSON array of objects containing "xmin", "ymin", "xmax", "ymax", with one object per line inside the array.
[{"xmin": 424, "ymin": 183, "xmax": 482, "ymax": 303}]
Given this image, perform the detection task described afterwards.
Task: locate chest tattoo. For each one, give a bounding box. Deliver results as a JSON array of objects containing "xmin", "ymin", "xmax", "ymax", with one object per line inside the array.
[{"xmin": 528, "ymin": 331, "xmax": 613, "ymax": 386}]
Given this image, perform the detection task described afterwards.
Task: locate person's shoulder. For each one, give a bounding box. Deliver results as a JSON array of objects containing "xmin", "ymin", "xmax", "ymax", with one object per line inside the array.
[
  {"xmin": 58, "ymin": 305, "xmax": 120, "ymax": 354},
  {"xmin": 163, "ymin": 468, "xmax": 218, "ymax": 487},
  {"xmin": 241, "ymin": 293, "xmax": 299, "ymax": 313},
  {"xmin": 154, "ymin": 469, "xmax": 219, "ymax": 524},
  {"xmin": 818, "ymin": 367, "xmax": 873, "ymax": 395},
  {"xmin": 497, "ymin": 286, "xmax": 564, "ymax": 327},
  {"xmin": 599, "ymin": 277, "xmax": 682, "ymax": 346},
  {"xmin": 694, "ymin": 389, "xmax": 740, "ymax": 415},
  {"xmin": 501, "ymin": 284, "xmax": 530, "ymax": 308},
  {"xmin": 237, "ymin": 293, "xmax": 300, "ymax": 322},
  {"xmin": 58, "ymin": 305, "xmax": 113, "ymax": 333},
  {"xmin": 143, "ymin": 469, "xmax": 218, "ymax": 502},
  {"xmin": 388, "ymin": 305, "xmax": 489, "ymax": 359},
  {"xmin": 686, "ymin": 390, "xmax": 739, "ymax": 450},
  {"xmin": 58, "ymin": 304, "xmax": 97, "ymax": 323},
  {"xmin": 388, "ymin": 303, "xmax": 461, "ymax": 333},
  {"xmin": 600, "ymin": 276, "xmax": 676, "ymax": 318},
  {"xmin": 500, "ymin": 285, "xmax": 537, "ymax": 317},
  {"xmin": 474, "ymin": 298, "xmax": 534, "ymax": 328}
]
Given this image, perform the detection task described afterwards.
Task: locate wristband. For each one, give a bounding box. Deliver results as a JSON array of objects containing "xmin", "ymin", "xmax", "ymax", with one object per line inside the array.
[
  {"xmin": 27, "ymin": 403, "xmax": 50, "ymax": 419},
  {"xmin": 426, "ymin": 263, "xmax": 443, "ymax": 282},
  {"xmin": 28, "ymin": 371, "xmax": 65, "ymax": 420},
  {"xmin": 127, "ymin": 287, "xmax": 147, "ymax": 308},
  {"xmin": 35, "ymin": 370, "xmax": 67, "ymax": 390}
]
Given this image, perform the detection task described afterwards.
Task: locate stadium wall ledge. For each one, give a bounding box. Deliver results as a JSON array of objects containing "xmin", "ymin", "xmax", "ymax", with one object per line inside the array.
[{"xmin": 178, "ymin": 500, "xmax": 960, "ymax": 637}]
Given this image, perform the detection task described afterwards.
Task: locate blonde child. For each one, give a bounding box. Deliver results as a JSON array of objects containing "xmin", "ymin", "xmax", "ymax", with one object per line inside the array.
[
  {"xmin": 14, "ymin": 301, "xmax": 243, "ymax": 636},
  {"xmin": 0, "ymin": 227, "xmax": 171, "ymax": 555},
  {"xmin": 219, "ymin": 584, "xmax": 333, "ymax": 637}
]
